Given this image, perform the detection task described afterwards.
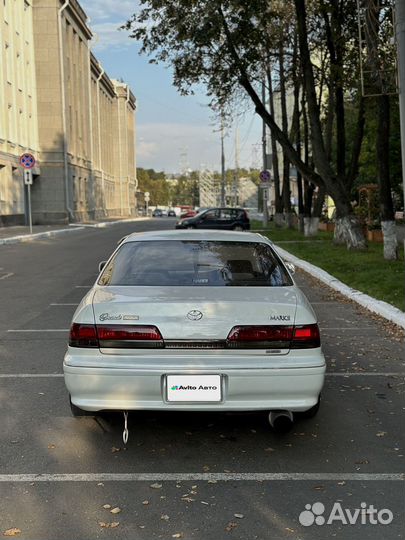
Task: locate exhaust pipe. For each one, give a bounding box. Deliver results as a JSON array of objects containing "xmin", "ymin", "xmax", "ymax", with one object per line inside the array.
[{"xmin": 268, "ymin": 410, "xmax": 294, "ymax": 433}]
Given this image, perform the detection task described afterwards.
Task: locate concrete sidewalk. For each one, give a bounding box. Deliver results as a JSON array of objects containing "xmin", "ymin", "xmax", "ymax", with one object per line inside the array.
[{"xmin": 0, "ymin": 217, "xmax": 150, "ymax": 245}]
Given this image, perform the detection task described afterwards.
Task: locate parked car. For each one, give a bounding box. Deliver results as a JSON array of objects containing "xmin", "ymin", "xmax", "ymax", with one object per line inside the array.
[
  {"xmin": 64, "ymin": 230, "xmax": 325, "ymax": 432},
  {"xmin": 176, "ymin": 207, "xmax": 250, "ymax": 231},
  {"xmin": 168, "ymin": 210, "xmax": 176, "ymax": 217},
  {"xmin": 180, "ymin": 210, "xmax": 197, "ymax": 219},
  {"xmin": 152, "ymin": 208, "xmax": 163, "ymax": 217}
]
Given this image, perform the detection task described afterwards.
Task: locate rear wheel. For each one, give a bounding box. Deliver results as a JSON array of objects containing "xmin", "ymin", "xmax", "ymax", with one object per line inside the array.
[
  {"xmin": 232, "ymin": 225, "xmax": 244, "ymax": 231},
  {"xmin": 186, "ymin": 225, "xmax": 196, "ymax": 229},
  {"xmin": 69, "ymin": 395, "xmax": 94, "ymax": 417}
]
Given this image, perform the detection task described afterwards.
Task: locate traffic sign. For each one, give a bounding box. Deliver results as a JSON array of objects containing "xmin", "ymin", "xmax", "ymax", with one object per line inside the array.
[
  {"xmin": 20, "ymin": 153, "xmax": 36, "ymax": 169},
  {"xmin": 24, "ymin": 170, "xmax": 33, "ymax": 185},
  {"xmin": 259, "ymin": 170, "xmax": 271, "ymax": 183},
  {"xmin": 144, "ymin": 191, "xmax": 150, "ymax": 202}
]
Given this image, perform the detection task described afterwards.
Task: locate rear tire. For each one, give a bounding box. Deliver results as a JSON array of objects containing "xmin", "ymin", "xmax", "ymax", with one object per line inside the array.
[
  {"xmin": 69, "ymin": 395, "xmax": 94, "ymax": 417},
  {"xmin": 186, "ymin": 225, "xmax": 196, "ymax": 229},
  {"xmin": 232, "ymin": 225, "xmax": 244, "ymax": 231}
]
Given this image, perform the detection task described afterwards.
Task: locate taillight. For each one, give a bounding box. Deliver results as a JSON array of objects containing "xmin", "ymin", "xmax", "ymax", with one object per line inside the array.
[
  {"xmin": 227, "ymin": 325, "xmax": 294, "ymax": 349},
  {"xmin": 97, "ymin": 325, "xmax": 164, "ymax": 348},
  {"xmin": 69, "ymin": 323, "xmax": 98, "ymax": 348},
  {"xmin": 226, "ymin": 324, "xmax": 320, "ymax": 349},
  {"xmin": 291, "ymin": 324, "xmax": 320, "ymax": 348},
  {"xmin": 69, "ymin": 324, "xmax": 164, "ymax": 348}
]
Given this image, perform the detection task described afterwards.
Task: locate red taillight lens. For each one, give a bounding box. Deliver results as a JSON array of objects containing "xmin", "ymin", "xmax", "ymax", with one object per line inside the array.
[
  {"xmin": 291, "ymin": 324, "xmax": 320, "ymax": 348},
  {"xmin": 69, "ymin": 323, "xmax": 98, "ymax": 348},
  {"xmin": 226, "ymin": 324, "xmax": 321, "ymax": 349},
  {"xmin": 227, "ymin": 325, "xmax": 294, "ymax": 348},
  {"xmin": 97, "ymin": 325, "xmax": 164, "ymax": 348}
]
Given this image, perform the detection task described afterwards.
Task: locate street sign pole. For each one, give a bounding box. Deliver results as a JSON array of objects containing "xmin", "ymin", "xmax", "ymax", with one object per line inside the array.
[
  {"xmin": 27, "ymin": 183, "xmax": 32, "ymax": 235},
  {"xmin": 23, "ymin": 169, "xmax": 34, "ymax": 234},
  {"xmin": 261, "ymin": 81, "xmax": 268, "ymax": 228}
]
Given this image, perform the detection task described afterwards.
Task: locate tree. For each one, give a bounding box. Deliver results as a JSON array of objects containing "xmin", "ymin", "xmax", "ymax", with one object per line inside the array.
[{"xmin": 124, "ymin": 0, "xmax": 367, "ymax": 248}]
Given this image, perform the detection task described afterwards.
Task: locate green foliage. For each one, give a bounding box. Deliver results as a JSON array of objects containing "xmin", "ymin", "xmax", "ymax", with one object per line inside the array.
[
  {"xmin": 137, "ymin": 168, "xmax": 170, "ymax": 206},
  {"xmin": 253, "ymin": 221, "xmax": 404, "ymax": 310}
]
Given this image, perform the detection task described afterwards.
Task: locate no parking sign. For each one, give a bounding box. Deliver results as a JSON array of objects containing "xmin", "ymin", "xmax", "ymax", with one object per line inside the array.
[{"xmin": 19, "ymin": 153, "xmax": 36, "ymax": 169}]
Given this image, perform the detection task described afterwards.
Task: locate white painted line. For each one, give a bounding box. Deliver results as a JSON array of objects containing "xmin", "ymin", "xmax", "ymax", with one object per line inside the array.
[
  {"xmin": 0, "ymin": 473, "xmax": 402, "ymax": 482},
  {"xmin": 50, "ymin": 303, "xmax": 77, "ymax": 306},
  {"xmin": 321, "ymin": 327, "xmax": 375, "ymax": 331},
  {"xmin": 7, "ymin": 329, "xmax": 68, "ymax": 333},
  {"xmin": 0, "ymin": 374, "xmax": 63, "ymax": 378},
  {"xmin": 0, "ymin": 272, "xmax": 14, "ymax": 280},
  {"xmin": 327, "ymin": 372, "xmax": 405, "ymax": 377}
]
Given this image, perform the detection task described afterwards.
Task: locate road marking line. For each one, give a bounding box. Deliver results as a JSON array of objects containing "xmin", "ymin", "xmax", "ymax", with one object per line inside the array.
[
  {"xmin": 50, "ymin": 303, "xmax": 77, "ymax": 306},
  {"xmin": 0, "ymin": 374, "xmax": 64, "ymax": 378},
  {"xmin": 7, "ymin": 329, "xmax": 68, "ymax": 333},
  {"xmin": 0, "ymin": 473, "xmax": 402, "ymax": 482},
  {"xmin": 0, "ymin": 372, "xmax": 403, "ymax": 379},
  {"xmin": 321, "ymin": 327, "xmax": 375, "ymax": 330}
]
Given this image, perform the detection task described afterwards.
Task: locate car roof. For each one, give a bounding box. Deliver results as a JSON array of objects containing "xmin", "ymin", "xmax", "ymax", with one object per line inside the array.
[{"xmin": 122, "ymin": 229, "xmax": 268, "ymax": 244}]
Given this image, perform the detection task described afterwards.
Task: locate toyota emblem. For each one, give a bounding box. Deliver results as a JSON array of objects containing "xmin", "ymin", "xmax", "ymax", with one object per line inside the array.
[{"xmin": 187, "ymin": 310, "xmax": 203, "ymax": 321}]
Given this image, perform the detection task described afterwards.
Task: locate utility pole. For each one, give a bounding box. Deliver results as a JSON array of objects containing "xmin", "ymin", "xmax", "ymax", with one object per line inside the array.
[
  {"xmin": 220, "ymin": 116, "xmax": 226, "ymax": 206},
  {"xmin": 395, "ymin": 0, "xmax": 405, "ymax": 230},
  {"xmin": 262, "ymin": 81, "xmax": 269, "ymax": 227},
  {"xmin": 233, "ymin": 126, "xmax": 240, "ymax": 207}
]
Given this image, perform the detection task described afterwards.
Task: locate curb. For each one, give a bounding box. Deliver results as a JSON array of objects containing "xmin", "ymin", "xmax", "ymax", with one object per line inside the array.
[
  {"xmin": 275, "ymin": 244, "xmax": 405, "ymax": 331},
  {"xmin": 0, "ymin": 217, "xmax": 151, "ymax": 245},
  {"xmin": 0, "ymin": 227, "xmax": 85, "ymax": 245}
]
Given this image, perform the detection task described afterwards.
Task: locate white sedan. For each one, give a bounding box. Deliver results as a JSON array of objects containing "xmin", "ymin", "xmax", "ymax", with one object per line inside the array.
[{"xmin": 64, "ymin": 230, "xmax": 325, "ymax": 432}]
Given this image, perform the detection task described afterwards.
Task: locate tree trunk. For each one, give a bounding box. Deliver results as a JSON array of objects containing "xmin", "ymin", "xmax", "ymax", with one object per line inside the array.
[
  {"xmin": 377, "ymin": 94, "xmax": 398, "ymax": 259},
  {"xmin": 294, "ymin": 0, "xmax": 366, "ymax": 248},
  {"xmin": 279, "ymin": 44, "xmax": 292, "ymax": 225},
  {"xmin": 334, "ymin": 216, "xmax": 367, "ymax": 249},
  {"xmin": 381, "ymin": 221, "xmax": 398, "ymax": 260},
  {"xmin": 267, "ymin": 62, "xmax": 283, "ymax": 215}
]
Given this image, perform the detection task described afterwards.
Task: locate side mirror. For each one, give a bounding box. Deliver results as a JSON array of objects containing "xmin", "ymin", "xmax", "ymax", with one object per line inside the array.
[
  {"xmin": 98, "ymin": 261, "xmax": 107, "ymax": 273},
  {"xmin": 285, "ymin": 262, "xmax": 296, "ymax": 275}
]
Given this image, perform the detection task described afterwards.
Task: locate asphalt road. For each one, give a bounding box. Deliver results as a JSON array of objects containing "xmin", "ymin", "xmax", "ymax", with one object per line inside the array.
[{"xmin": 0, "ymin": 218, "xmax": 404, "ymax": 540}]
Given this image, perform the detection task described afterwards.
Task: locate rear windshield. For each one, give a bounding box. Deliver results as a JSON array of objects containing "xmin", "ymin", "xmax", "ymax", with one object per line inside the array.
[{"xmin": 98, "ymin": 240, "xmax": 293, "ymax": 287}]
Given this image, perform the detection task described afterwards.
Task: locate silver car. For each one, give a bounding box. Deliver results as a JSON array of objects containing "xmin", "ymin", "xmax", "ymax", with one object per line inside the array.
[{"xmin": 64, "ymin": 230, "xmax": 325, "ymax": 431}]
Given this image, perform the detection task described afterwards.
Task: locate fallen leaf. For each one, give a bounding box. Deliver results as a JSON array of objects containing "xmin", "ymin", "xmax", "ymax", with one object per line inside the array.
[
  {"xmin": 181, "ymin": 497, "xmax": 195, "ymax": 502},
  {"xmin": 207, "ymin": 480, "xmax": 217, "ymax": 484},
  {"xmin": 376, "ymin": 432, "xmax": 387, "ymax": 437},
  {"xmin": 47, "ymin": 444, "xmax": 56, "ymax": 449},
  {"xmin": 201, "ymin": 501, "xmax": 209, "ymax": 505},
  {"xmin": 3, "ymin": 529, "xmax": 21, "ymax": 537},
  {"xmin": 111, "ymin": 447, "xmax": 121, "ymax": 453},
  {"xmin": 160, "ymin": 514, "xmax": 170, "ymax": 521},
  {"xmin": 225, "ymin": 522, "xmax": 238, "ymax": 532},
  {"xmin": 234, "ymin": 514, "xmax": 244, "ymax": 519},
  {"xmin": 102, "ymin": 504, "xmax": 111, "ymax": 509},
  {"xmin": 172, "ymin": 534, "xmax": 184, "ymax": 538},
  {"xmin": 98, "ymin": 521, "xmax": 120, "ymax": 529},
  {"xmin": 110, "ymin": 507, "xmax": 121, "ymax": 514},
  {"xmin": 150, "ymin": 483, "xmax": 162, "ymax": 489},
  {"xmin": 142, "ymin": 500, "xmax": 149, "ymax": 505}
]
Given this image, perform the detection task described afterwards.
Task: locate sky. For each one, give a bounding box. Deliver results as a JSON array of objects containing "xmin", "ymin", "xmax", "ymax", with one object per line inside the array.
[{"xmin": 80, "ymin": 0, "xmax": 263, "ymax": 174}]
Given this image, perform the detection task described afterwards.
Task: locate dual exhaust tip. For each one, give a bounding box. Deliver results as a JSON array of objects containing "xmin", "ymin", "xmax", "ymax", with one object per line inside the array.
[{"xmin": 268, "ymin": 410, "xmax": 294, "ymax": 433}]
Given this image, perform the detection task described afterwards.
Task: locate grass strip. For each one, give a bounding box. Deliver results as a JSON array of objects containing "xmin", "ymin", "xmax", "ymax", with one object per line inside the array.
[{"xmin": 252, "ymin": 221, "xmax": 404, "ymax": 311}]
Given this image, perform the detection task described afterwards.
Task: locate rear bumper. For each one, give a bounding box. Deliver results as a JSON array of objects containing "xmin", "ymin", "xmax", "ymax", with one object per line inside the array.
[{"xmin": 64, "ymin": 361, "xmax": 326, "ymax": 412}]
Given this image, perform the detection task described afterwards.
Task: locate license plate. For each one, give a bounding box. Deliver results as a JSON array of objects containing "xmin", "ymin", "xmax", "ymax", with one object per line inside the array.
[{"xmin": 166, "ymin": 375, "xmax": 222, "ymax": 402}]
